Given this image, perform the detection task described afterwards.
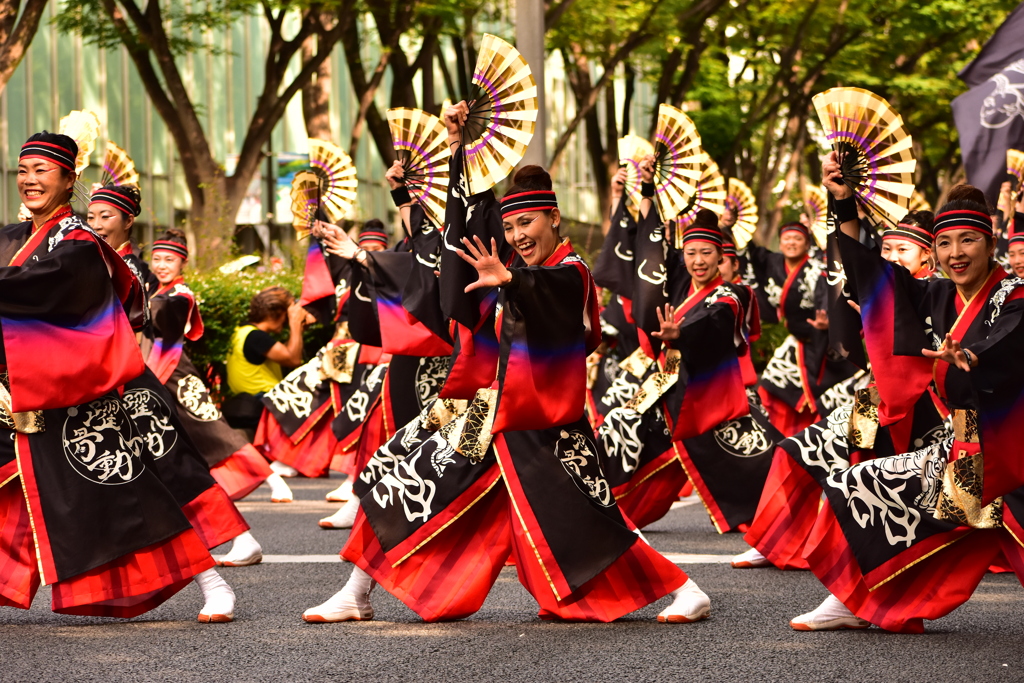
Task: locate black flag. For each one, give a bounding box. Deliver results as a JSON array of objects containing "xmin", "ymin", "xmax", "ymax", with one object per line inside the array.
[{"xmin": 951, "ymin": 3, "xmax": 1024, "ymax": 204}]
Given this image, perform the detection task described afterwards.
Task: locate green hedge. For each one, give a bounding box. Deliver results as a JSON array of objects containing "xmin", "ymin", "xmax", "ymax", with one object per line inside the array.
[{"xmin": 184, "ymin": 267, "xmax": 333, "ymax": 397}]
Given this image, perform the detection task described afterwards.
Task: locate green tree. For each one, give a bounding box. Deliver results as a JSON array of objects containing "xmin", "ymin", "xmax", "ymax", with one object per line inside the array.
[
  {"xmin": 56, "ymin": 0, "xmax": 351, "ymax": 268},
  {"xmin": 0, "ymin": 1, "xmax": 48, "ymax": 96}
]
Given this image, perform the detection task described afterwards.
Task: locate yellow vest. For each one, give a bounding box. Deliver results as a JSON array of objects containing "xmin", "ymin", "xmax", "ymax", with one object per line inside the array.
[{"xmin": 226, "ymin": 325, "xmax": 282, "ymax": 395}]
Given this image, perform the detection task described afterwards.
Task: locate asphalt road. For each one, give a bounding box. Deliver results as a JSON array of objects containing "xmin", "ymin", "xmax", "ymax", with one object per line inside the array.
[{"xmin": 2, "ymin": 476, "xmax": 1023, "ymax": 682}]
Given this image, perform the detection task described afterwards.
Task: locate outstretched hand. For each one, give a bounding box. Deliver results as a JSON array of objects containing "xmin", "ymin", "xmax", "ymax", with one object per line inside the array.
[
  {"xmin": 456, "ymin": 235, "xmax": 512, "ymax": 292},
  {"xmin": 385, "ymin": 160, "xmax": 406, "ymax": 190},
  {"xmin": 807, "ymin": 309, "xmax": 829, "ymax": 330},
  {"xmin": 317, "ymin": 220, "xmax": 359, "ymax": 260},
  {"xmin": 650, "ymin": 303, "xmax": 683, "ymax": 341},
  {"xmin": 922, "ymin": 333, "xmax": 972, "ymax": 372},
  {"xmin": 822, "ymin": 150, "xmax": 852, "ymax": 201}
]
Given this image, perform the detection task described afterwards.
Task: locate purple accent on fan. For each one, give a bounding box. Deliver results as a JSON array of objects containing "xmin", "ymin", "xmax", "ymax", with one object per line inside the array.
[
  {"xmin": 465, "ymin": 72, "xmax": 504, "ymax": 156},
  {"xmin": 825, "ymin": 127, "xmax": 882, "ymax": 201}
]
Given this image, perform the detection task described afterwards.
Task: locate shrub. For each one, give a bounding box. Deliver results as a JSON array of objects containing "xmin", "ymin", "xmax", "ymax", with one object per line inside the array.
[{"xmin": 184, "ymin": 267, "xmax": 334, "ymax": 397}]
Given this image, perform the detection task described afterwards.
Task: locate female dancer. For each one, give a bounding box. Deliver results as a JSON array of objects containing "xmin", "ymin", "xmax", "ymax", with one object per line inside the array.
[
  {"xmin": 302, "ymin": 134, "xmax": 709, "ymax": 623},
  {"xmin": 0, "ymin": 131, "xmax": 214, "ymax": 618},
  {"xmin": 787, "ymin": 154, "xmax": 1024, "ymax": 632},
  {"xmin": 87, "ymin": 184, "xmax": 158, "ymax": 295},
  {"xmin": 735, "ymin": 210, "xmax": 947, "ymax": 569}
]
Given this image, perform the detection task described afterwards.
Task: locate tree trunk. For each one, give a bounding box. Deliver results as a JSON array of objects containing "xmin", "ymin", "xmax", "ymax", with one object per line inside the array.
[
  {"xmin": 302, "ymin": 34, "xmax": 333, "ymax": 141},
  {"xmin": 0, "ymin": 0, "xmax": 47, "ymax": 96}
]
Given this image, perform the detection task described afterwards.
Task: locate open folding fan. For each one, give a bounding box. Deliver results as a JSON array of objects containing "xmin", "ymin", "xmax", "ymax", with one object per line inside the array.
[
  {"xmin": 1009, "ymin": 149, "xmax": 1024, "ymax": 199},
  {"xmin": 306, "ymin": 138, "xmax": 358, "ymax": 228},
  {"xmin": 387, "ymin": 107, "xmax": 450, "ymax": 227},
  {"xmin": 812, "ymin": 87, "xmax": 916, "ymax": 229},
  {"xmin": 58, "ymin": 109, "xmax": 102, "ymax": 207},
  {"xmin": 101, "ymin": 141, "xmax": 140, "ymax": 188},
  {"xmin": 652, "ymin": 104, "xmax": 705, "ymax": 222},
  {"xmin": 618, "ymin": 134, "xmax": 655, "ymax": 218},
  {"xmin": 802, "ymin": 185, "xmax": 829, "ymax": 250},
  {"xmin": 909, "ymin": 189, "xmax": 931, "ymax": 213},
  {"xmin": 724, "ymin": 178, "xmax": 758, "ymax": 249},
  {"xmin": 674, "ymin": 157, "xmax": 727, "ymax": 247},
  {"xmin": 460, "ymin": 33, "xmax": 538, "ymax": 193},
  {"xmin": 290, "ymin": 170, "xmax": 324, "ymax": 238}
]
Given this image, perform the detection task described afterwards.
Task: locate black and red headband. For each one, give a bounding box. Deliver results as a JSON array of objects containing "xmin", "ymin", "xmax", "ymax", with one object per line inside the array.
[
  {"xmin": 358, "ymin": 230, "xmax": 388, "ymax": 247},
  {"xmin": 933, "ymin": 209, "xmax": 993, "ymax": 238},
  {"xmin": 682, "ymin": 226, "xmax": 724, "ymax": 248},
  {"xmin": 90, "ymin": 187, "xmax": 141, "ymax": 217},
  {"xmin": 780, "ymin": 222, "xmax": 809, "ymax": 238},
  {"xmin": 722, "ymin": 240, "xmax": 737, "ymax": 257},
  {"xmin": 152, "ymin": 240, "xmax": 188, "ymax": 261},
  {"xmin": 20, "ymin": 134, "xmax": 78, "ymax": 173},
  {"xmin": 882, "ymin": 223, "xmax": 933, "ymax": 249},
  {"xmin": 500, "ymin": 190, "xmax": 558, "ymax": 220}
]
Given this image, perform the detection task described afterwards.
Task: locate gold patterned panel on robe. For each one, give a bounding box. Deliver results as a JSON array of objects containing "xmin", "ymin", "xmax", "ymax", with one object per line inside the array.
[
  {"xmin": 935, "ymin": 451, "xmax": 1003, "ymax": 529},
  {"xmin": 421, "ymin": 398, "xmax": 469, "ymax": 432},
  {"xmin": 619, "ymin": 346, "xmax": 655, "ymax": 380},
  {"xmin": 320, "ymin": 341, "xmax": 361, "ymax": 384},
  {"xmin": 623, "ymin": 350, "xmax": 681, "ymax": 415},
  {"xmin": 848, "ymin": 386, "xmax": 880, "ymax": 449},
  {"xmin": 0, "ymin": 381, "xmax": 44, "ymax": 434},
  {"xmin": 952, "ymin": 408, "xmax": 979, "ymax": 444},
  {"xmin": 443, "ymin": 388, "xmax": 498, "ymax": 463}
]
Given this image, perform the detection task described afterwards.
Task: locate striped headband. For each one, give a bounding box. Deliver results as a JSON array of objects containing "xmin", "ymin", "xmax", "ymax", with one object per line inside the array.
[
  {"xmin": 500, "ymin": 190, "xmax": 558, "ymax": 220},
  {"xmin": 1010, "ymin": 231, "xmax": 1024, "ymax": 246},
  {"xmin": 90, "ymin": 187, "xmax": 141, "ymax": 217},
  {"xmin": 682, "ymin": 226, "xmax": 724, "ymax": 247},
  {"xmin": 882, "ymin": 223, "xmax": 933, "ymax": 249},
  {"xmin": 722, "ymin": 240, "xmax": 737, "ymax": 257},
  {"xmin": 933, "ymin": 209, "xmax": 993, "ymax": 237},
  {"xmin": 780, "ymin": 222, "xmax": 809, "ymax": 238},
  {"xmin": 152, "ymin": 240, "xmax": 188, "ymax": 261},
  {"xmin": 20, "ymin": 139, "xmax": 77, "ymax": 172},
  {"xmin": 358, "ymin": 230, "xmax": 388, "ymax": 247}
]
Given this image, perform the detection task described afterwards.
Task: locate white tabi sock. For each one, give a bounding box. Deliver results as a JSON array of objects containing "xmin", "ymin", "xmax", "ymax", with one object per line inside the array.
[
  {"xmin": 266, "ymin": 473, "xmax": 294, "ymax": 502},
  {"xmin": 302, "ymin": 567, "xmax": 375, "ymax": 622},
  {"xmin": 219, "ymin": 530, "xmax": 263, "ymax": 566},
  {"xmin": 319, "ymin": 497, "xmax": 359, "ymax": 529},
  {"xmin": 195, "ymin": 568, "xmax": 235, "ymax": 622}
]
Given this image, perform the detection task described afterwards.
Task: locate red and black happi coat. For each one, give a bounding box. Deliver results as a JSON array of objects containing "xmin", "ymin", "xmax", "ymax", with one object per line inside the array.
[
  {"xmin": 353, "ymin": 240, "xmax": 658, "ymax": 603},
  {"xmin": 0, "ymin": 211, "xmax": 212, "ymax": 594},
  {"xmin": 796, "ymin": 232, "xmax": 1024, "ymax": 631}
]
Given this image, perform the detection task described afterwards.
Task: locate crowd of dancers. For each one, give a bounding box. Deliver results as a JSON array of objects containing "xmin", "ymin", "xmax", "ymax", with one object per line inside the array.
[{"xmin": 2, "ymin": 87, "xmax": 1024, "ymax": 634}]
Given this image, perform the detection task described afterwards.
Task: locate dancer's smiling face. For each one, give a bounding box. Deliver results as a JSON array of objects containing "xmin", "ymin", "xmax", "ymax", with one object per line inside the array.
[
  {"xmin": 88, "ymin": 203, "xmax": 134, "ymax": 249},
  {"xmin": 935, "ymin": 228, "xmax": 994, "ymax": 291},
  {"xmin": 683, "ymin": 242, "xmax": 722, "ymax": 288},
  {"xmin": 881, "ymin": 238, "xmax": 931, "ymax": 277},
  {"xmin": 18, "ymin": 158, "xmax": 75, "ymax": 218},
  {"xmin": 503, "ymin": 209, "xmax": 561, "ymax": 266},
  {"xmin": 1009, "ymin": 243, "xmax": 1024, "ymax": 278}
]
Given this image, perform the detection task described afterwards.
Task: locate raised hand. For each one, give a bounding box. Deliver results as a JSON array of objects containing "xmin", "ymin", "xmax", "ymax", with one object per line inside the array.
[
  {"xmin": 650, "ymin": 303, "xmax": 682, "ymax": 341},
  {"xmin": 385, "ymin": 160, "xmax": 406, "ymax": 190},
  {"xmin": 444, "ymin": 101, "xmax": 472, "ymax": 148},
  {"xmin": 822, "ymin": 150, "xmax": 852, "ymax": 201},
  {"xmin": 922, "ymin": 333, "xmax": 973, "ymax": 372},
  {"xmin": 611, "ymin": 166, "xmax": 628, "ymax": 201},
  {"xmin": 456, "ymin": 235, "xmax": 512, "ymax": 292},
  {"xmin": 317, "ymin": 220, "xmax": 359, "ymax": 260},
  {"xmin": 640, "ymin": 155, "xmax": 655, "ymax": 184}
]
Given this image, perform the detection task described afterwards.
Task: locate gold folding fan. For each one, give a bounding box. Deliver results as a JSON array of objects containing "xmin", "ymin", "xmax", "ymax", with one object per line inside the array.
[
  {"xmin": 652, "ymin": 104, "xmax": 704, "ymax": 223},
  {"xmin": 59, "ymin": 110, "xmax": 101, "ymax": 175},
  {"xmin": 618, "ymin": 134, "xmax": 655, "ymax": 219},
  {"xmin": 101, "ymin": 141, "xmax": 140, "ymax": 188},
  {"xmin": 908, "ymin": 189, "xmax": 931, "ymax": 213},
  {"xmin": 290, "ymin": 170, "xmax": 324, "ymax": 239},
  {"xmin": 802, "ymin": 185, "xmax": 829, "ymax": 250},
  {"xmin": 724, "ymin": 178, "xmax": 758, "ymax": 250},
  {"xmin": 461, "ymin": 33, "xmax": 539, "ymax": 193},
  {"xmin": 674, "ymin": 157, "xmax": 727, "ymax": 247},
  {"xmin": 307, "ymin": 138, "xmax": 358, "ymax": 226},
  {"xmin": 812, "ymin": 87, "xmax": 916, "ymax": 229},
  {"xmin": 387, "ymin": 107, "xmax": 450, "ymax": 228},
  {"xmin": 1009, "ymin": 149, "xmax": 1024, "ymax": 199}
]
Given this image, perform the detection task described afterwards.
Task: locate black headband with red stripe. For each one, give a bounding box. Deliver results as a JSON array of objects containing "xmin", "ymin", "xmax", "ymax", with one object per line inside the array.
[
  {"xmin": 20, "ymin": 133, "xmax": 78, "ymax": 172},
  {"xmin": 152, "ymin": 240, "xmax": 188, "ymax": 261},
  {"xmin": 682, "ymin": 226, "xmax": 724, "ymax": 247},
  {"xmin": 780, "ymin": 222, "xmax": 809, "ymax": 238},
  {"xmin": 358, "ymin": 230, "xmax": 388, "ymax": 247},
  {"xmin": 500, "ymin": 190, "xmax": 558, "ymax": 220},
  {"xmin": 90, "ymin": 187, "xmax": 141, "ymax": 217},
  {"xmin": 882, "ymin": 223, "xmax": 933, "ymax": 249},
  {"xmin": 933, "ymin": 209, "xmax": 993, "ymax": 238}
]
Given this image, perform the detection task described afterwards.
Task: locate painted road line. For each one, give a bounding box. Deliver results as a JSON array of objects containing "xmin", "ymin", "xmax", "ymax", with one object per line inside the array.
[{"xmin": 215, "ymin": 553, "xmax": 734, "ymax": 565}]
